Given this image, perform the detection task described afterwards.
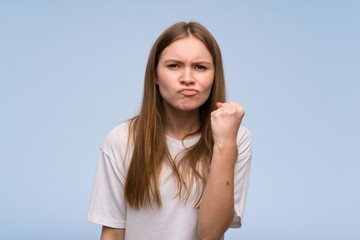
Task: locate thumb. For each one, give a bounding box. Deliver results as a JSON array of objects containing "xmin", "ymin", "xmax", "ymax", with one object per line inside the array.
[{"xmin": 216, "ymin": 102, "xmax": 223, "ymax": 108}]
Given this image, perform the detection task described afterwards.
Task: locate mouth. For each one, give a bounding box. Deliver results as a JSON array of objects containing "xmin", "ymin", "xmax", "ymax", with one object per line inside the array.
[{"xmin": 180, "ymin": 89, "xmax": 198, "ymax": 96}]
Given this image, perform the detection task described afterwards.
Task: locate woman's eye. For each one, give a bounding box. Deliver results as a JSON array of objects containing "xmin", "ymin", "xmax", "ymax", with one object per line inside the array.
[
  {"xmin": 196, "ymin": 65, "xmax": 207, "ymax": 70},
  {"xmin": 168, "ymin": 64, "xmax": 178, "ymax": 68}
]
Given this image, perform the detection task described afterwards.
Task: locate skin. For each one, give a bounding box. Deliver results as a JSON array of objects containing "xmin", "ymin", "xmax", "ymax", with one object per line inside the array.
[
  {"xmin": 157, "ymin": 36, "xmax": 245, "ymax": 239},
  {"xmin": 198, "ymin": 101, "xmax": 245, "ymax": 240},
  {"xmin": 156, "ymin": 36, "xmax": 215, "ymax": 139},
  {"xmin": 100, "ymin": 226, "xmax": 124, "ymax": 240},
  {"xmin": 101, "ymin": 36, "xmax": 245, "ymax": 240}
]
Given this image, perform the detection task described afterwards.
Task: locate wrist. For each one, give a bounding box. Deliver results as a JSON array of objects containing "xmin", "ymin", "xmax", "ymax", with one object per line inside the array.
[
  {"xmin": 213, "ymin": 139, "xmax": 237, "ymax": 155},
  {"xmin": 211, "ymin": 140, "xmax": 237, "ymax": 167},
  {"xmin": 213, "ymin": 137, "xmax": 237, "ymax": 150}
]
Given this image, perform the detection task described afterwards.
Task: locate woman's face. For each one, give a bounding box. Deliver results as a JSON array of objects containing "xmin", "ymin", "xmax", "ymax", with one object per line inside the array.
[{"xmin": 156, "ymin": 36, "xmax": 214, "ymax": 113}]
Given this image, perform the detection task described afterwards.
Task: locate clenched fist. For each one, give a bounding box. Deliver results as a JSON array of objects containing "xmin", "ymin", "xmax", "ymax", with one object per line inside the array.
[{"xmin": 210, "ymin": 101, "xmax": 245, "ymax": 146}]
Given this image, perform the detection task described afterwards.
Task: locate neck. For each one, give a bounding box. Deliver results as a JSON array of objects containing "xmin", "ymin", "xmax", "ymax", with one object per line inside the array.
[{"xmin": 163, "ymin": 105, "xmax": 201, "ymax": 140}]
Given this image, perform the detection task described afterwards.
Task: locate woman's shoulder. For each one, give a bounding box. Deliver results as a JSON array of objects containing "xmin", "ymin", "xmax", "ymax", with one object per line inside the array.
[
  {"xmin": 237, "ymin": 125, "xmax": 251, "ymax": 142},
  {"xmin": 101, "ymin": 120, "xmax": 132, "ymax": 159},
  {"xmin": 104, "ymin": 120, "xmax": 131, "ymax": 142},
  {"xmin": 236, "ymin": 125, "xmax": 252, "ymax": 156}
]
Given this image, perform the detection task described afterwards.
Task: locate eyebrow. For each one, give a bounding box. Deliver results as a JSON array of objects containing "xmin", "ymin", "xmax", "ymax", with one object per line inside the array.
[{"xmin": 163, "ymin": 59, "xmax": 213, "ymax": 65}]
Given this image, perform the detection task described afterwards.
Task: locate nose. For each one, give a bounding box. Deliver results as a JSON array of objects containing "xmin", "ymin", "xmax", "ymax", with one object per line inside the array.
[{"xmin": 180, "ymin": 67, "xmax": 195, "ymax": 86}]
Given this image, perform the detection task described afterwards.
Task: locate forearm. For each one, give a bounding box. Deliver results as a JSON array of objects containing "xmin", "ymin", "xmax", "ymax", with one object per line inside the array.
[
  {"xmin": 198, "ymin": 141, "xmax": 237, "ymax": 240},
  {"xmin": 101, "ymin": 226, "xmax": 125, "ymax": 240}
]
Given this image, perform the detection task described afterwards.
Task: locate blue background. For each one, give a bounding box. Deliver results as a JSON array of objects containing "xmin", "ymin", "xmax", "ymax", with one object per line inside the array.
[{"xmin": 1, "ymin": 0, "xmax": 359, "ymax": 239}]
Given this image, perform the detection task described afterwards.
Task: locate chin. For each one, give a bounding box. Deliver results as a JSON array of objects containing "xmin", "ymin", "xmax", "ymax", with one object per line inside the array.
[{"xmin": 179, "ymin": 103, "xmax": 204, "ymax": 112}]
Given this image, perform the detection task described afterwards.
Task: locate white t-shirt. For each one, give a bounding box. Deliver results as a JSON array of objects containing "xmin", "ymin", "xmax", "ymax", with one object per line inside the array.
[{"xmin": 86, "ymin": 121, "xmax": 252, "ymax": 240}]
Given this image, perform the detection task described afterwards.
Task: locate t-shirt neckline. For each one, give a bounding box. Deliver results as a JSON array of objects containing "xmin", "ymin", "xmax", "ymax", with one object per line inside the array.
[{"xmin": 166, "ymin": 134, "xmax": 201, "ymax": 147}]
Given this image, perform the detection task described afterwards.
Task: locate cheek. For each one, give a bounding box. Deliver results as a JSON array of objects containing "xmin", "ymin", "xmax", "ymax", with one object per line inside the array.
[
  {"xmin": 157, "ymin": 70, "xmax": 179, "ymax": 93},
  {"xmin": 202, "ymin": 76, "xmax": 214, "ymax": 100},
  {"xmin": 156, "ymin": 77, "xmax": 173, "ymax": 99},
  {"xmin": 202, "ymin": 75, "xmax": 214, "ymax": 91},
  {"xmin": 157, "ymin": 79, "xmax": 171, "ymax": 93},
  {"xmin": 201, "ymin": 78, "xmax": 214, "ymax": 100}
]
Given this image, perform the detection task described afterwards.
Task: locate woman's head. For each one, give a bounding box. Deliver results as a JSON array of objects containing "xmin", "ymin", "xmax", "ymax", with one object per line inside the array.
[
  {"xmin": 142, "ymin": 22, "xmax": 226, "ymax": 121},
  {"xmin": 126, "ymin": 22, "xmax": 226, "ymax": 208}
]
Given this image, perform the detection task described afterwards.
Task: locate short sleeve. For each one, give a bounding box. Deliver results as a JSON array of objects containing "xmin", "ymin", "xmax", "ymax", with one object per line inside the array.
[
  {"xmin": 86, "ymin": 148, "xmax": 127, "ymax": 228},
  {"xmin": 231, "ymin": 126, "xmax": 252, "ymax": 228}
]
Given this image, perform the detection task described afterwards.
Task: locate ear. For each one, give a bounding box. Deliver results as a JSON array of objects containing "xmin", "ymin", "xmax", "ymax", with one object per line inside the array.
[{"xmin": 155, "ymin": 75, "xmax": 158, "ymax": 84}]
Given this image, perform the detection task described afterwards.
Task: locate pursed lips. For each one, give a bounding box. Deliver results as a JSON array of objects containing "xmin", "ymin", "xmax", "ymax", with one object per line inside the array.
[{"xmin": 179, "ymin": 88, "xmax": 199, "ymax": 96}]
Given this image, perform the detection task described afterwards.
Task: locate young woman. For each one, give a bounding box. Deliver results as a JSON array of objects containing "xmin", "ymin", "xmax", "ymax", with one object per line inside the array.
[{"xmin": 86, "ymin": 22, "xmax": 252, "ymax": 240}]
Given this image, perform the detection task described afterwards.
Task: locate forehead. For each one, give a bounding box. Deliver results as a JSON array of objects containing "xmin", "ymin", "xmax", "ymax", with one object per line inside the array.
[{"xmin": 159, "ymin": 36, "xmax": 213, "ymax": 62}]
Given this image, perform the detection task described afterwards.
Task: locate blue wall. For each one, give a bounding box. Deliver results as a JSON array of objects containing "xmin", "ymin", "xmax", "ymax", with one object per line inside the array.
[{"xmin": 1, "ymin": 0, "xmax": 359, "ymax": 239}]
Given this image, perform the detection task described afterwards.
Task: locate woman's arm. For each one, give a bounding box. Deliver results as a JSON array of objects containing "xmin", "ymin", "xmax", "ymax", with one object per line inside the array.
[
  {"xmin": 198, "ymin": 142, "xmax": 236, "ymax": 240},
  {"xmin": 100, "ymin": 226, "xmax": 125, "ymax": 240},
  {"xmin": 198, "ymin": 101, "xmax": 245, "ymax": 240}
]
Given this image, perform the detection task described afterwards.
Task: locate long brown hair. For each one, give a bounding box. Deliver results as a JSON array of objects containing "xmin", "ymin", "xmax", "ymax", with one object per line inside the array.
[{"xmin": 124, "ymin": 22, "xmax": 226, "ymax": 209}]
